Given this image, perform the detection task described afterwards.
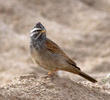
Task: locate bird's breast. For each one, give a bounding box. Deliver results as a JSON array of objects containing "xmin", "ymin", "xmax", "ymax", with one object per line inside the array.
[{"xmin": 30, "ymin": 45, "xmax": 66, "ymax": 70}]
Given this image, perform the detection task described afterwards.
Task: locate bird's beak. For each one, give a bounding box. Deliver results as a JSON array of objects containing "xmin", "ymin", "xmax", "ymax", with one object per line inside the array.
[{"xmin": 41, "ymin": 30, "xmax": 46, "ymax": 33}]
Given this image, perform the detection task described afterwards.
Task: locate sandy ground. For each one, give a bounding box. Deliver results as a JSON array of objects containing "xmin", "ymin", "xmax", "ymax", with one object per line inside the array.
[{"xmin": 0, "ymin": 0, "xmax": 110, "ymax": 99}]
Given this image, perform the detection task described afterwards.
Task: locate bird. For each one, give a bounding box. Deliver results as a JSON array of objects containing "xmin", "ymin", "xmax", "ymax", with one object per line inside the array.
[{"xmin": 30, "ymin": 22, "xmax": 97, "ymax": 83}]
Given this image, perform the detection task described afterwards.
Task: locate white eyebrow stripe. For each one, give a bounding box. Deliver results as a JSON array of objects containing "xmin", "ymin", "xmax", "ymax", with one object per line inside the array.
[{"xmin": 30, "ymin": 28, "xmax": 41, "ymax": 33}]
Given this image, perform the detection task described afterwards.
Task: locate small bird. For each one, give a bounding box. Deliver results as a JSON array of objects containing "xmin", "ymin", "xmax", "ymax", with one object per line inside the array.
[{"xmin": 30, "ymin": 22, "xmax": 97, "ymax": 83}]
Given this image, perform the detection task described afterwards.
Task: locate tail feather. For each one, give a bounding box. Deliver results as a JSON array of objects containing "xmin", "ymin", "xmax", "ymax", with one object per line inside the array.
[
  {"xmin": 79, "ymin": 71, "xmax": 97, "ymax": 83},
  {"xmin": 62, "ymin": 65, "xmax": 97, "ymax": 83}
]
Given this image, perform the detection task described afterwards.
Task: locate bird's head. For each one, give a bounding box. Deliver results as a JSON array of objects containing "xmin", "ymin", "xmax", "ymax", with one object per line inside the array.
[{"xmin": 30, "ymin": 22, "xmax": 46, "ymax": 40}]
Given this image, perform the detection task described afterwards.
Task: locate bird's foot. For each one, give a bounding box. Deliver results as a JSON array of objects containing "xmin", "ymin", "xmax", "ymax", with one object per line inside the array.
[{"xmin": 43, "ymin": 69, "xmax": 58, "ymax": 79}]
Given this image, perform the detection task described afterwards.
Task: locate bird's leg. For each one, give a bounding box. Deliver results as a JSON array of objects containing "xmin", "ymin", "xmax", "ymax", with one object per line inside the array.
[
  {"xmin": 48, "ymin": 69, "xmax": 58, "ymax": 76},
  {"xmin": 42, "ymin": 69, "xmax": 58, "ymax": 79}
]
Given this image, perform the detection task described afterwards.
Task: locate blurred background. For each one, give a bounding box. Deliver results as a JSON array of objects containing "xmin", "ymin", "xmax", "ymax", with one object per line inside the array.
[{"xmin": 0, "ymin": 0, "xmax": 110, "ymax": 85}]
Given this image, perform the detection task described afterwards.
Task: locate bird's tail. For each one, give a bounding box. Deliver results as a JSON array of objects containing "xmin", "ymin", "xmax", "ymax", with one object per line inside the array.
[
  {"xmin": 62, "ymin": 65, "xmax": 97, "ymax": 83},
  {"xmin": 78, "ymin": 71, "xmax": 97, "ymax": 83}
]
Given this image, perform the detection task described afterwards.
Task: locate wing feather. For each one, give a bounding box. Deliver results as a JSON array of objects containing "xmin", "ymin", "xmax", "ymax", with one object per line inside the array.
[{"xmin": 45, "ymin": 39, "xmax": 80, "ymax": 70}]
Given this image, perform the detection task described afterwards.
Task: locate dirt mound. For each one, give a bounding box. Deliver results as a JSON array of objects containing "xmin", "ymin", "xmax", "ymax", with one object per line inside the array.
[{"xmin": 0, "ymin": 74, "xmax": 110, "ymax": 100}]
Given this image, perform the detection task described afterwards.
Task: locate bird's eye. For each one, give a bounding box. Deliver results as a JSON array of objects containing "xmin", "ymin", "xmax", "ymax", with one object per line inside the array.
[
  {"xmin": 30, "ymin": 28, "xmax": 42, "ymax": 33},
  {"xmin": 33, "ymin": 30, "xmax": 41, "ymax": 33},
  {"xmin": 37, "ymin": 30, "xmax": 41, "ymax": 32}
]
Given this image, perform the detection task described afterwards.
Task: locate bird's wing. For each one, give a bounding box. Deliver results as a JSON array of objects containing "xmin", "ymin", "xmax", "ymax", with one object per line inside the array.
[
  {"xmin": 45, "ymin": 39, "xmax": 79, "ymax": 69},
  {"xmin": 45, "ymin": 39, "xmax": 66, "ymax": 56}
]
